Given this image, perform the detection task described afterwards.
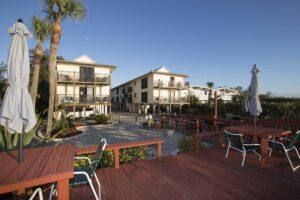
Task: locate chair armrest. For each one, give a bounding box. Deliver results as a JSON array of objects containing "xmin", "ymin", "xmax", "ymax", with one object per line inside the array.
[
  {"xmin": 243, "ymin": 143, "xmax": 260, "ymax": 146},
  {"xmin": 278, "ymin": 137, "xmax": 291, "ymax": 142},
  {"xmin": 74, "ymin": 156, "xmax": 92, "ymax": 165}
]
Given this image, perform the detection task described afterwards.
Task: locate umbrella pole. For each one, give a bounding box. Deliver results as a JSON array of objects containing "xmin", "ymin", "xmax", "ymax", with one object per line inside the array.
[
  {"xmin": 19, "ymin": 131, "xmax": 23, "ymax": 164},
  {"xmin": 254, "ymin": 116, "xmax": 256, "ymax": 129}
]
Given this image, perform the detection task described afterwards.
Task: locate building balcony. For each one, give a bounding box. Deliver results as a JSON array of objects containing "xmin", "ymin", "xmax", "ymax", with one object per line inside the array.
[
  {"xmin": 57, "ymin": 94, "xmax": 110, "ymax": 105},
  {"xmin": 154, "ymin": 80, "xmax": 185, "ymax": 88},
  {"xmin": 154, "ymin": 96, "xmax": 189, "ymax": 104},
  {"xmin": 57, "ymin": 71, "xmax": 110, "ymax": 84}
]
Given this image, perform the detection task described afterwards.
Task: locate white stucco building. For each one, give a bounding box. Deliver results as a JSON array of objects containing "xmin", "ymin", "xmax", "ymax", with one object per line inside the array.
[
  {"xmin": 111, "ymin": 66, "xmax": 190, "ymax": 114},
  {"xmin": 56, "ymin": 55, "xmax": 116, "ymax": 117},
  {"xmin": 189, "ymin": 86, "xmax": 210, "ymax": 103},
  {"xmin": 189, "ymin": 85, "xmax": 240, "ymax": 103},
  {"xmin": 213, "ymin": 86, "xmax": 240, "ymax": 102}
]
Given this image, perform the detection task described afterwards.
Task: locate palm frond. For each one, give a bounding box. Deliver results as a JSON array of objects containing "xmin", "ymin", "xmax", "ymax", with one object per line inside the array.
[
  {"xmin": 31, "ymin": 16, "xmax": 53, "ymax": 43},
  {"xmin": 42, "ymin": 0, "xmax": 56, "ymax": 21},
  {"xmin": 63, "ymin": 0, "xmax": 86, "ymax": 21}
]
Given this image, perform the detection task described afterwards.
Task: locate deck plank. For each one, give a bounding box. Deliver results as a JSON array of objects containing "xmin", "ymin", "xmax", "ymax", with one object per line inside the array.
[{"xmin": 71, "ymin": 147, "xmax": 300, "ymax": 200}]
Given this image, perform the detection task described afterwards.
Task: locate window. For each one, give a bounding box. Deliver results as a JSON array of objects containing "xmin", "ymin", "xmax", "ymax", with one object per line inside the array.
[
  {"xmin": 134, "ymin": 81, "xmax": 136, "ymax": 86},
  {"xmin": 134, "ymin": 93, "xmax": 136, "ymax": 98},
  {"xmin": 141, "ymin": 77, "xmax": 148, "ymax": 89},
  {"xmin": 116, "ymin": 88, "xmax": 119, "ymax": 94},
  {"xmin": 80, "ymin": 67, "xmax": 94, "ymax": 82},
  {"xmin": 169, "ymin": 76, "xmax": 175, "ymax": 87},
  {"xmin": 141, "ymin": 92, "xmax": 148, "ymax": 103}
]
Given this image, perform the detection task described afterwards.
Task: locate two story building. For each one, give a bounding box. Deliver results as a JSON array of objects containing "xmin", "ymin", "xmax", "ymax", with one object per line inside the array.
[
  {"xmin": 56, "ymin": 55, "xmax": 116, "ymax": 118},
  {"xmin": 214, "ymin": 86, "xmax": 240, "ymax": 102},
  {"xmin": 111, "ymin": 66, "xmax": 190, "ymax": 114},
  {"xmin": 189, "ymin": 85, "xmax": 210, "ymax": 103}
]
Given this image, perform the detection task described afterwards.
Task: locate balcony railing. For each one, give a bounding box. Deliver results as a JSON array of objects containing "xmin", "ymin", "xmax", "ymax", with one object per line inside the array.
[
  {"xmin": 154, "ymin": 80, "xmax": 185, "ymax": 88},
  {"xmin": 57, "ymin": 71, "xmax": 110, "ymax": 84},
  {"xmin": 57, "ymin": 95, "xmax": 110, "ymax": 105},
  {"xmin": 154, "ymin": 96, "xmax": 189, "ymax": 104}
]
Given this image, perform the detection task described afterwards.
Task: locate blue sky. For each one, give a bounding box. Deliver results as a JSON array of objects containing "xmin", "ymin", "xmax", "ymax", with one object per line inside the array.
[{"xmin": 0, "ymin": 0, "xmax": 299, "ymax": 97}]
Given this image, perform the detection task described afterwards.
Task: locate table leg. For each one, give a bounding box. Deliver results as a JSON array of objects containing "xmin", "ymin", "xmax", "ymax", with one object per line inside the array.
[
  {"xmin": 260, "ymin": 138, "xmax": 269, "ymax": 167},
  {"xmin": 57, "ymin": 179, "xmax": 69, "ymax": 200}
]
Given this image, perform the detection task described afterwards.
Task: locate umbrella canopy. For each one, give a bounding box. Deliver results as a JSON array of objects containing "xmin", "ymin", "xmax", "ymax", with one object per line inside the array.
[
  {"xmin": 0, "ymin": 21, "xmax": 36, "ymax": 134},
  {"xmin": 242, "ymin": 93, "xmax": 249, "ymax": 113},
  {"xmin": 249, "ymin": 64, "xmax": 262, "ymax": 127}
]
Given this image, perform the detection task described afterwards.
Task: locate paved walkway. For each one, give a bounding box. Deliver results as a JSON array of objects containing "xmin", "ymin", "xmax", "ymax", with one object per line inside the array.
[{"xmin": 58, "ymin": 122, "xmax": 183, "ymax": 157}]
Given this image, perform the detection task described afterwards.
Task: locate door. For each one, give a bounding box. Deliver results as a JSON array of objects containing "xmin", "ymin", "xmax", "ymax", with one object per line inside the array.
[{"xmin": 79, "ymin": 87, "xmax": 94, "ymax": 103}]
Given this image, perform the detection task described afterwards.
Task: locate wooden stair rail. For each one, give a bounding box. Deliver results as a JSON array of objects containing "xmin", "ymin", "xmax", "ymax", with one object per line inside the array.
[{"xmin": 75, "ymin": 138, "xmax": 164, "ymax": 169}]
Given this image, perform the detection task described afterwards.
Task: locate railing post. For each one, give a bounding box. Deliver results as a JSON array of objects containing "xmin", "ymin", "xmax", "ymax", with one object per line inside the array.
[
  {"xmin": 195, "ymin": 119, "xmax": 200, "ymax": 152},
  {"xmin": 157, "ymin": 142, "xmax": 162, "ymax": 160},
  {"xmin": 114, "ymin": 148, "xmax": 120, "ymax": 169}
]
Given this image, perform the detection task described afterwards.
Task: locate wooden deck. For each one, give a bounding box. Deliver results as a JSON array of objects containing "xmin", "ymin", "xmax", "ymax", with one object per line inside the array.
[{"xmin": 71, "ymin": 147, "xmax": 300, "ymax": 200}]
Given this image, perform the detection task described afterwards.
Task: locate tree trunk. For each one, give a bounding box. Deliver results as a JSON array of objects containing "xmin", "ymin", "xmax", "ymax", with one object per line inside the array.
[
  {"xmin": 46, "ymin": 19, "xmax": 62, "ymax": 135},
  {"xmin": 30, "ymin": 43, "xmax": 43, "ymax": 108}
]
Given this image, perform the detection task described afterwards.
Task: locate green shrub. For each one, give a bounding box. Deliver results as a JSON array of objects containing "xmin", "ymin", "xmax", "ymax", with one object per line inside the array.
[
  {"xmin": 53, "ymin": 117, "xmax": 74, "ymax": 133},
  {"xmin": 92, "ymin": 114, "xmax": 109, "ymax": 124},
  {"xmin": 74, "ymin": 146, "xmax": 147, "ymax": 169},
  {"xmin": 178, "ymin": 136, "xmax": 195, "ymax": 153}
]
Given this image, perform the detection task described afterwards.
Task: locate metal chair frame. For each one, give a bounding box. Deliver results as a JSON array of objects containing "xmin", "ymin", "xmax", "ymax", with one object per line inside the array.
[
  {"xmin": 224, "ymin": 130, "xmax": 261, "ymax": 167},
  {"xmin": 269, "ymin": 131, "xmax": 300, "ymax": 172}
]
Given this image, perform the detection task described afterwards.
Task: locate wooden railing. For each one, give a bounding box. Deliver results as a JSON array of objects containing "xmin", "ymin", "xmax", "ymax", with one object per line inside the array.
[
  {"xmin": 75, "ymin": 138, "xmax": 164, "ymax": 169},
  {"xmin": 155, "ymin": 114, "xmax": 300, "ymax": 132},
  {"xmin": 154, "ymin": 114, "xmax": 300, "ymax": 151}
]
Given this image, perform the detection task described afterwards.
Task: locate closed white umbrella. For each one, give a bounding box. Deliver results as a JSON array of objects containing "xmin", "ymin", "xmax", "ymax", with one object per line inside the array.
[
  {"xmin": 242, "ymin": 93, "xmax": 249, "ymax": 113},
  {"xmin": 0, "ymin": 19, "xmax": 37, "ymax": 163},
  {"xmin": 249, "ymin": 64, "xmax": 262, "ymax": 128}
]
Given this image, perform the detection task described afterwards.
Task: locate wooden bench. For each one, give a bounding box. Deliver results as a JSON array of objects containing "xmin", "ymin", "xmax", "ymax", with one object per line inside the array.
[{"xmin": 76, "ymin": 138, "xmax": 164, "ymax": 169}]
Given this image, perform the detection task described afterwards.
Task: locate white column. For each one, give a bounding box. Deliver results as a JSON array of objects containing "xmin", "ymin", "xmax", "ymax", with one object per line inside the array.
[{"xmin": 104, "ymin": 105, "xmax": 107, "ymax": 115}]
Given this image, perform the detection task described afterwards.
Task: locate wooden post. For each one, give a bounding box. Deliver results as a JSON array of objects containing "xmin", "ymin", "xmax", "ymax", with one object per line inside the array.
[
  {"xmin": 73, "ymin": 72, "xmax": 76, "ymax": 119},
  {"xmin": 195, "ymin": 119, "xmax": 200, "ymax": 152},
  {"xmin": 157, "ymin": 142, "xmax": 162, "ymax": 160},
  {"xmin": 260, "ymin": 138, "xmax": 269, "ymax": 167},
  {"xmin": 57, "ymin": 179, "xmax": 69, "ymax": 200},
  {"xmin": 114, "ymin": 148, "xmax": 120, "ymax": 169},
  {"xmin": 213, "ymin": 90, "xmax": 218, "ymax": 130}
]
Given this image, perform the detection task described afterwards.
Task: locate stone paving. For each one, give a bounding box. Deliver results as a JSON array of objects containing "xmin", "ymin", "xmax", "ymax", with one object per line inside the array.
[{"xmin": 58, "ymin": 122, "xmax": 183, "ymax": 157}]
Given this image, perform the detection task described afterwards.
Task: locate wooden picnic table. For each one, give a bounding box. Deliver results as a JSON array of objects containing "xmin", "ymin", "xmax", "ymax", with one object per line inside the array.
[
  {"xmin": 226, "ymin": 125, "xmax": 292, "ymax": 167},
  {"xmin": 0, "ymin": 144, "xmax": 74, "ymax": 200}
]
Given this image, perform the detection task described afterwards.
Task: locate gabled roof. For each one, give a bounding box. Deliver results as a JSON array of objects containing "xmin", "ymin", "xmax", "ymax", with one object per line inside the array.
[
  {"xmin": 112, "ymin": 66, "xmax": 189, "ymax": 90},
  {"xmin": 152, "ymin": 66, "xmax": 172, "ymax": 73},
  {"xmin": 56, "ymin": 54, "xmax": 117, "ymax": 72},
  {"xmin": 73, "ymin": 54, "xmax": 96, "ymax": 64}
]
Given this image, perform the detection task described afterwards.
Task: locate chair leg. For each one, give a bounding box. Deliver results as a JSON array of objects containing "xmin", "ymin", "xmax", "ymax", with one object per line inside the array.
[
  {"xmin": 285, "ymin": 150, "xmax": 297, "ymax": 172},
  {"xmin": 93, "ymin": 172, "xmax": 101, "ymax": 200},
  {"xmin": 74, "ymin": 172, "xmax": 99, "ymax": 200},
  {"xmin": 225, "ymin": 144, "xmax": 230, "ymax": 158},
  {"xmin": 253, "ymin": 151, "xmax": 261, "ymax": 160},
  {"xmin": 29, "ymin": 188, "xmax": 43, "ymax": 200},
  {"xmin": 294, "ymin": 147, "xmax": 300, "ymax": 159},
  {"xmin": 49, "ymin": 183, "xmax": 56, "ymax": 200},
  {"xmin": 241, "ymin": 152, "xmax": 246, "ymax": 167},
  {"xmin": 269, "ymin": 148, "xmax": 272, "ymax": 157},
  {"xmin": 88, "ymin": 177, "xmax": 99, "ymax": 200}
]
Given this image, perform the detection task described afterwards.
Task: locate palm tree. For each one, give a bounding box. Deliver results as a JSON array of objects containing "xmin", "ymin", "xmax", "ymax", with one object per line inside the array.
[
  {"xmin": 206, "ymin": 81, "xmax": 214, "ymax": 106},
  {"xmin": 43, "ymin": 0, "xmax": 86, "ymax": 135},
  {"xmin": 30, "ymin": 16, "xmax": 52, "ymax": 107}
]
